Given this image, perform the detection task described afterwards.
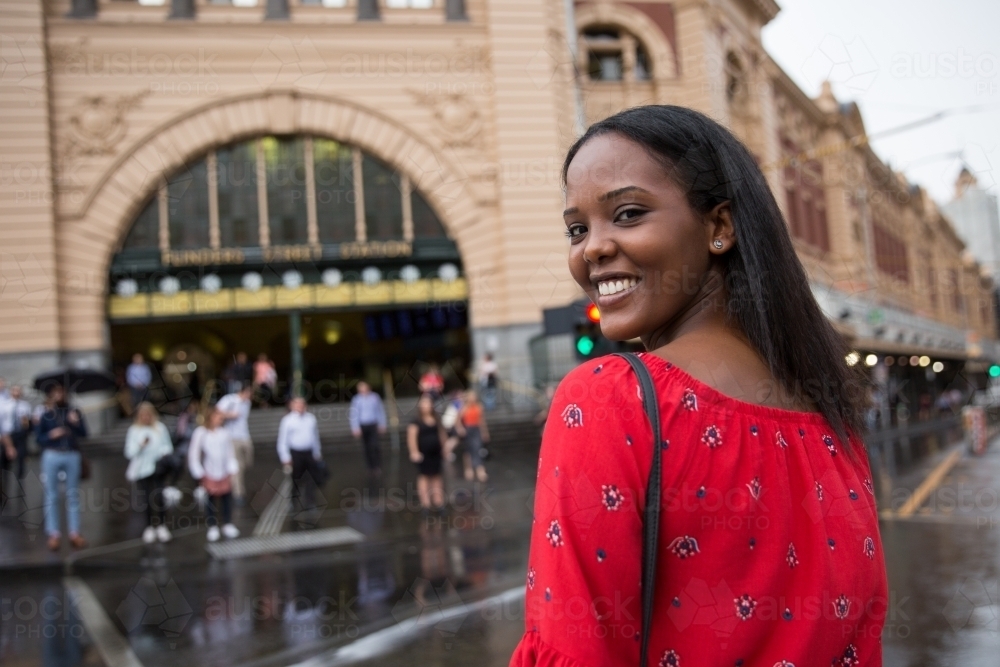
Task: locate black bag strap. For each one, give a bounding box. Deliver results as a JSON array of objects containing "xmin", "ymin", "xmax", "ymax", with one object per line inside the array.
[{"xmin": 614, "ymin": 352, "xmax": 662, "ymax": 667}]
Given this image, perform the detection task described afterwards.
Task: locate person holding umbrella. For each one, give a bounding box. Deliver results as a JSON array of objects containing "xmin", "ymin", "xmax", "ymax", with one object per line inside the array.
[{"xmin": 36, "ymin": 384, "xmax": 88, "ymax": 551}]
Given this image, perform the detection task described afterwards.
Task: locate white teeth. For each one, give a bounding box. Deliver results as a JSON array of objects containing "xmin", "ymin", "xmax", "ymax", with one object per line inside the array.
[{"xmin": 596, "ymin": 278, "xmax": 640, "ymax": 297}]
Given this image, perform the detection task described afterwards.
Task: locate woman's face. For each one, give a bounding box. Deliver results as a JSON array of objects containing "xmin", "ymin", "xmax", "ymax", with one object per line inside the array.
[
  {"xmin": 138, "ymin": 407, "xmax": 154, "ymax": 426},
  {"xmin": 564, "ymin": 133, "xmax": 723, "ymax": 342},
  {"xmin": 418, "ymin": 396, "xmax": 433, "ymax": 416}
]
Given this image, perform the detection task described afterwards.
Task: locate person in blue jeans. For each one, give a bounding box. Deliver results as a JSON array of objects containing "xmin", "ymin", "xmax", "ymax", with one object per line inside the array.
[{"xmin": 36, "ymin": 384, "xmax": 88, "ymax": 552}]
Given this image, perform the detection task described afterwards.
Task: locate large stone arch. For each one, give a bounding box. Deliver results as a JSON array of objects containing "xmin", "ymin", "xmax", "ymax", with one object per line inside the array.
[
  {"xmin": 57, "ymin": 91, "xmax": 486, "ymax": 351},
  {"xmin": 575, "ymin": 3, "xmax": 678, "ymax": 80}
]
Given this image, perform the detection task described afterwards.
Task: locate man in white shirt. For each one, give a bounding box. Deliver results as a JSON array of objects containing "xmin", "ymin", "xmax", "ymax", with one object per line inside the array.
[
  {"xmin": 216, "ymin": 383, "xmax": 254, "ymax": 504},
  {"xmin": 0, "ymin": 386, "xmax": 33, "ymax": 480},
  {"xmin": 277, "ymin": 397, "xmax": 323, "ymax": 511}
]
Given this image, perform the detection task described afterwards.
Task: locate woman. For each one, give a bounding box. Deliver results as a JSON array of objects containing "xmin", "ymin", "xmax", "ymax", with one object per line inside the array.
[
  {"xmin": 459, "ymin": 390, "xmax": 490, "ymax": 482},
  {"xmin": 407, "ymin": 394, "xmax": 446, "ymax": 514},
  {"xmin": 36, "ymin": 384, "xmax": 88, "ymax": 552},
  {"xmin": 253, "ymin": 353, "xmax": 277, "ymax": 407},
  {"xmin": 510, "ymin": 107, "xmax": 887, "ymax": 666},
  {"xmin": 124, "ymin": 402, "xmax": 174, "ymax": 543},
  {"xmin": 187, "ymin": 406, "xmax": 241, "ymax": 542}
]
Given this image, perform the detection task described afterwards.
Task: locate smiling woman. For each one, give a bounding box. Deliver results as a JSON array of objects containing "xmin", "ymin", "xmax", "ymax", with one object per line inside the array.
[{"xmin": 511, "ymin": 106, "xmax": 888, "ymax": 667}]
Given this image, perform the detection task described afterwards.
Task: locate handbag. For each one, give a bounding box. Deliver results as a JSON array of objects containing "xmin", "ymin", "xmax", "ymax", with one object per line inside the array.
[
  {"xmin": 614, "ymin": 353, "xmax": 663, "ymax": 667},
  {"xmin": 202, "ymin": 476, "xmax": 232, "ymax": 496}
]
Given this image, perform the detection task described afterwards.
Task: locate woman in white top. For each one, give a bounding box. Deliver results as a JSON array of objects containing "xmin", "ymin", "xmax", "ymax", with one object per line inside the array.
[
  {"xmin": 187, "ymin": 406, "xmax": 240, "ymax": 542},
  {"xmin": 124, "ymin": 402, "xmax": 174, "ymax": 543}
]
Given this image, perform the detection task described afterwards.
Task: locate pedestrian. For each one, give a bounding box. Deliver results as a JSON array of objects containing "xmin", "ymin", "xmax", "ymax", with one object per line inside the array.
[
  {"xmin": 253, "ymin": 353, "xmax": 277, "ymax": 407},
  {"xmin": 126, "ymin": 353, "xmax": 152, "ymax": 415},
  {"xmin": 440, "ymin": 390, "xmax": 465, "ymax": 462},
  {"xmin": 0, "ymin": 376, "xmax": 9, "ymax": 400},
  {"xmin": 477, "ymin": 353, "xmax": 499, "ymax": 411},
  {"xmin": 510, "ymin": 106, "xmax": 886, "ymax": 664},
  {"xmin": 349, "ymin": 381, "xmax": 387, "ymax": 475},
  {"xmin": 418, "ymin": 364, "xmax": 444, "ymax": 400},
  {"xmin": 3, "ymin": 386, "xmax": 33, "ymax": 480},
  {"xmin": 216, "ymin": 383, "xmax": 254, "ymax": 505},
  {"xmin": 407, "ymin": 394, "xmax": 446, "ymax": 515},
  {"xmin": 459, "ymin": 390, "xmax": 490, "ymax": 482},
  {"xmin": 123, "ymin": 402, "xmax": 174, "ymax": 543},
  {"xmin": 36, "ymin": 384, "xmax": 88, "ymax": 551},
  {"xmin": 224, "ymin": 352, "xmax": 253, "ymax": 395},
  {"xmin": 277, "ymin": 397, "xmax": 323, "ymax": 512},
  {"xmin": 187, "ymin": 406, "xmax": 240, "ymax": 542}
]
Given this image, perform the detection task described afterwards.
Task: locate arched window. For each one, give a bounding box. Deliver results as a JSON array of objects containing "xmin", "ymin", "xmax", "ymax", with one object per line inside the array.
[
  {"xmin": 115, "ymin": 134, "xmax": 449, "ymax": 256},
  {"xmin": 582, "ymin": 26, "xmax": 652, "ymax": 83}
]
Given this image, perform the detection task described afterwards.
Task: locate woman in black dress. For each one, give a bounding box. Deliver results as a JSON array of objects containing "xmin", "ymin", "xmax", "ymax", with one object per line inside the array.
[{"xmin": 407, "ymin": 394, "xmax": 446, "ymax": 513}]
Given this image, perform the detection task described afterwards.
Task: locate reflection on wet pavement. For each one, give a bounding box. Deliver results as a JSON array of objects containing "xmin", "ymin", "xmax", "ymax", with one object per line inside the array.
[{"xmin": 5, "ymin": 430, "xmax": 1000, "ymax": 666}]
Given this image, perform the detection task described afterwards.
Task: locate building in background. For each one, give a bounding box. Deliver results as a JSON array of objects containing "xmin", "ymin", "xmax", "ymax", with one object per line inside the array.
[
  {"xmin": 943, "ymin": 169, "xmax": 1000, "ymax": 278},
  {"xmin": 0, "ymin": 0, "xmax": 995, "ymax": 408}
]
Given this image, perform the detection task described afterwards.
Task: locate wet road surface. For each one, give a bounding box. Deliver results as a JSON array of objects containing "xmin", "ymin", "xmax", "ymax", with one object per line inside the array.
[{"xmin": 3, "ymin": 426, "xmax": 1000, "ymax": 666}]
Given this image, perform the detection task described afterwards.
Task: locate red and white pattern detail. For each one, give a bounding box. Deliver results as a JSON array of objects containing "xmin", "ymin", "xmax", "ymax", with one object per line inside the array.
[
  {"xmin": 658, "ymin": 649, "xmax": 680, "ymax": 667},
  {"xmin": 735, "ymin": 594, "xmax": 757, "ymax": 620},
  {"xmin": 601, "ymin": 484, "xmax": 624, "ymax": 511},
  {"xmin": 833, "ymin": 594, "xmax": 851, "ymax": 619},
  {"xmin": 747, "ymin": 477, "xmax": 762, "ymax": 500},
  {"xmin": 776, "ymin": 431, "xmax": 788, "ymax": 449},
  {"xmin": 863, "ymin": 536, "xmax": 876, "ymax": 560},
  {"xmin": 545, "ymin": 520, "xmax": 563, "ymax": 547},
  {"xmin": 786, "ymin": 542, "xmax": 800, "ymax": 568},
  {"xmin": 701, "ymin": 424, "xmax": 722, "ymax": 448},
  {"xmin": 667, "ymin": 535, "xmax": 701, "ymax": 559},
  {"xmin": 560, "ymin": 404, "xmax": 583, "ymax": 428},
  {"xmin": 681, "ymin": 388, "xmax": 698, "ymax": 411}
]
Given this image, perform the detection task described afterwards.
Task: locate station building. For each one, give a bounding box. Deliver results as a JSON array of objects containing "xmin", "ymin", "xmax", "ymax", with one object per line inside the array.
[{"xmin": 1, "ymin": 0, "xmax": 996, "ymax": 403}]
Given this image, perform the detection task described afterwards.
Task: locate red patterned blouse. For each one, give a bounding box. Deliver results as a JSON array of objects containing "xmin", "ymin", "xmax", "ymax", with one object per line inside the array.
[{"xmin": 510, "ymin": 354, "xmax": 887, "ymax": 667}]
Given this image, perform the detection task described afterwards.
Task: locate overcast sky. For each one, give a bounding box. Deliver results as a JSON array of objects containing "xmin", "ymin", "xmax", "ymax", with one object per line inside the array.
[{"xmin": 761, "ymin": 0, "xmax": 1000, "ymax": 205}]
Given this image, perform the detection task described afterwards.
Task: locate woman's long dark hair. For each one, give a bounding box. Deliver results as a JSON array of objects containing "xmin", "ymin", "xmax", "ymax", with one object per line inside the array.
[{"xmin": 563, "ymin": 105, "xmax": 869, "ymax": 449}]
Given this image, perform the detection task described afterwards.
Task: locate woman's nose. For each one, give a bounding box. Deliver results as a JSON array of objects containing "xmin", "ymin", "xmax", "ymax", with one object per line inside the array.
[{"xmin": 582, "ymin": 225, "xmax": 616, "ymax": 265}]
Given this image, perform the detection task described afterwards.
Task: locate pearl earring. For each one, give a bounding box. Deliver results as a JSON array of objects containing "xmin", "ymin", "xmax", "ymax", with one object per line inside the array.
[{"xmin": 713, "ymin": 239, "xmax": 724, "ymax": 249}]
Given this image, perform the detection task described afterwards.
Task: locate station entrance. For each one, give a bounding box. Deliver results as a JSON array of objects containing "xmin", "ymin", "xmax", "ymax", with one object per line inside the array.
[{"xmin": 107, "ymin": 133, "xmax": 469, "ymax": 408}]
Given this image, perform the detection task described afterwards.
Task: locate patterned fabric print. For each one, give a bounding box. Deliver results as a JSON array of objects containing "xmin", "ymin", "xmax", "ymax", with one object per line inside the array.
[
  {"xmin": 735, "ymin": 594, "xmax": 757, "ymax": 620},
  {"xmin": 786, "ymin": 543, "xmax": 800, "ymax": 568},
  {"xmin": 668, "ymin": 535, "xmax": 701, "ymax": 559},
  {"xmin": 834, "ymin": 644, "xmax": 860, "ymax": 667},
  {"xmin": 823, "ymin": 434, "xmax": 837, "ymax": 456},
  {"xmin": 701, "ymin": 425, "xmax": 723, "ymax": 449},
  {"xmin": 658, "ymin": 650, "xmax": 680, "ymax": 667},
  {"xmin": 833, "ymin": 595, "xmax": 851, "ymax": 619},
  {"xmin": 561, "ymin": 404, "xmax": 583, "ymax": 428},
  {"xmin": 546, "ymin": 520, "xmax": 563, "ymax": 547},
  {"xmin": 602, "ymin": 484, "xmax": 624, "ymax": 511},
  {"xmin": 510, "ymin": 356, "xmax": 887, "ymax": 667},
  {"xmin": 863, "ymin": 537, "xmax": 876, "ymax": 560},
  {"xmin": 863, "ymin": 478, "xmax": 875, "ymax": 496},
  {"xmin": 682, "ymin": 389, "xmax": 698, "ymax": 411}
]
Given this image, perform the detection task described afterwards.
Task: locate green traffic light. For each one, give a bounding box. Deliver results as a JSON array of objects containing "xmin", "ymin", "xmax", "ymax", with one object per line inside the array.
[
  {"xmin": 576, "ymin": 336, "xmax": 595, "ymax": 356},
  {"xmin": 990, "ymin": 365, "xmax": 1000, "ymax": 378}
]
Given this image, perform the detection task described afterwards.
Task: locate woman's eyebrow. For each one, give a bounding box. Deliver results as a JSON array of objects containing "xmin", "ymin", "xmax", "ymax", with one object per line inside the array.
[
  {"xmin": 599, "ymin": 185, "xmax": 652, "ymax": 202},
  {"xmin": 564, "ymin": 185, "xmax": 653, "ymax": 216}
]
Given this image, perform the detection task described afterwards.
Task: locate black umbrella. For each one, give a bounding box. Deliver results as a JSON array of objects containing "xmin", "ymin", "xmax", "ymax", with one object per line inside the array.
[{"xmin": 33, "ymin": 368, "xmax": 118, "ymax": 394}]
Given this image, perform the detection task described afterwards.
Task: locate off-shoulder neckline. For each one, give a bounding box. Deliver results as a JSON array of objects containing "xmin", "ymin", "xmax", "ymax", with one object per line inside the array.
[{"xmin": 635, "ymin": 352, "xmax": 831, "ymax": 425}]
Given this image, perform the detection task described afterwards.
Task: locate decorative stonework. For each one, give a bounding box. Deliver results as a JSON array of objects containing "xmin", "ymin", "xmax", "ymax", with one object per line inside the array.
[
  {"xmin": 407, "ymin": 88, "xmax": 483, "ymax": 149},
  {"xmin": 64, "ymin": 91, "xmax": 148, "ymax": 159}
]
